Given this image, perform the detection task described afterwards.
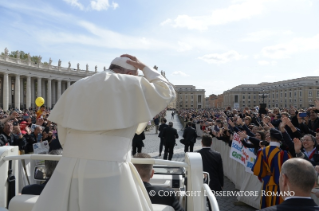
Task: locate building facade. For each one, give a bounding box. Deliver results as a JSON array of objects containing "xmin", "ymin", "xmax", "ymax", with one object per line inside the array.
[
  {"xmin": 211, "ymin": 94, "xmax": 224, "ymax": 108},
  {"xmin": 0, "ymin": 48, "xmax": 97, "ymax": 110},
  {"xmin": 175, "ymin": 85, "xmax": 205, "ymax": 109},
  {"xmin": 222, "ymin": 76, "xmax": 319, "ymax": 109}
]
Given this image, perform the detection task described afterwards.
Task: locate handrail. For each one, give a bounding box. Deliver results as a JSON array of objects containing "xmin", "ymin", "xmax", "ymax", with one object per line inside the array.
[
  {"xmin": 2, "ymin": 154, "xmax": 62, "ymax": 161},
  {"xmin": 2, "ymin": 156, "xmax": 188, "ymax": 168},
  {"xmin": 131, "ymin": 158, "xmax": 188, "ymax": 168},
  {"xmin": 203, "ymin": 184, "xmax": 219, "ymax": 211}
]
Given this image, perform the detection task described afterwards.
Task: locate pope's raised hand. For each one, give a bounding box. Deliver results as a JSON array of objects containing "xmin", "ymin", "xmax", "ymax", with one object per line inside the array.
[{"xmin": 121, "ymin": 54, "xmax": 146, "ymax": 70}]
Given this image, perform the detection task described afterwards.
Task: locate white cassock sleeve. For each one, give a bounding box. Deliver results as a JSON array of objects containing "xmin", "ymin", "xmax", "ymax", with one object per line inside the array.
[{"xmin": 49, "ymin": 66, "xmax": 176, "ymax": 135}]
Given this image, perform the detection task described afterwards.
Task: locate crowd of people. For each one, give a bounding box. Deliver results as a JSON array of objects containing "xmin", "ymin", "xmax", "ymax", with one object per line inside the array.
[
  {"xmin": 0, "ymin": 107, "xmax": 62, "ymax": 153},
  {"xmin": 178, "ymin": 102, "xmax": 319, "ymax": 209}
]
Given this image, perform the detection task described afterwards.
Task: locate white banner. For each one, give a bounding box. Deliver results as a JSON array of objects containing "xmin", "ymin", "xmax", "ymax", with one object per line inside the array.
[{"xmin": 229, "ymin": 133, "xmax": 256, "ymax": 174}]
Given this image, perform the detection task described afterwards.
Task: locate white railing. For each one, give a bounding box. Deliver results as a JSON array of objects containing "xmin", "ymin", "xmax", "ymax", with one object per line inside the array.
[{"xmin": 203, "ymin": 184, "xmax": 219, "ymax": 211}]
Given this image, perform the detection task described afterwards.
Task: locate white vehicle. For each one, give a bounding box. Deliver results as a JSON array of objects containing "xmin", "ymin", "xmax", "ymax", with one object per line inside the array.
[{"xmin": 0, "ymin": 146, "xmax": 219, "ymax": 211}]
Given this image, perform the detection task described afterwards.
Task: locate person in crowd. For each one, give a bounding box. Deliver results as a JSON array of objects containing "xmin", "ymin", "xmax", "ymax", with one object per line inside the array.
[
  {"xmin": 171, "ymin": 111, "xmax": 175, "ymax": 119},
  {"xmin": 252, "ymin": 128, "xmax": 291, "ymax": 209},
  {"xmin": 132, "ymin": 131, "xmax": 145, "ymax": 155},
  {"xmin": 294, "ymin": 134, "xmax": 319, "ymax": 166},
  {"xmin": 308, "ymin": 108, "xmax": 319, "ymax": 132},
  {"xmin": 183, "ymin": 122, "xmax": 197, "ymax": 152},
  {"xmin": 22, "ymin": 149, "xmax": 62, "ymax": 195},
  {"xmin": 0, "ymin": 121, "xmax": 26, "ymax": 152},
  {"xmin": 259, "ymin": 158, "xmax": 319, "ymax": 211},
  {"xmin": 162, "ymin": 122, "xmax": 179, "ymax": 160},
  {"xmin": 158, "ymin": 118, "xmax": 168, "ymax": 157},
  {"xmin": 36, "ymin": 105, "xmax": 46, "ymax": 120},
  {"xmin": 153, "ymin": 115, "xmax": 160, "ymax": 134},
  {"xmin": 32, "ymin": 54, "xmax": 175, "ymax": 211},
  {"xmin": 197, "ymin": 134, "xmax": 224, "ymax": 211},
  {"xmin": 133, "ymin": 153, "xmax": 184, "ymax": 211},
  {"xmin": 25, "ymin": 125, "xmax": 43, "ymax": 154}
]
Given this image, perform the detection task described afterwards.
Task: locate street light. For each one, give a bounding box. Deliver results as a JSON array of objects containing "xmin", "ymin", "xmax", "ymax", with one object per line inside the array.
[
  {"xmin": 258, "ymin": 89, "xmax": 269, "ymax": 114},
  {"xmin": 258, "ymin": 89, "xmax": 269, "ymax": 104}
]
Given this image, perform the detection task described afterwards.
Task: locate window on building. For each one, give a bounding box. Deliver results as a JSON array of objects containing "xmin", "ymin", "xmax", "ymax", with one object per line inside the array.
[
  {"xmin": 276, "ymin": 94, "xmax": 278, "ymax": 98},
  {"xmin": 243, "ymin": 96, "xmax": 245, "ymax": 99},
  {"xmin": 289, "ymin": 92, "xmax": 291, "ymax": 97},
  {"xmin": 248, "ymin": 95, "xmax": 250, "ymax": 99},
  {"xmin": 235, "ymin": 95, "xmax": 238, "ymax": 103},
  {"xmin": 294, "ymin": 92, "xmax": 296, "ymax": 97},
  {"xmin": 191, "ymin": 96, "xmax": 193, "ymax": 99},
  {"xmin": 198, "ymin": 105, "xmax": 201, "ymax": 109},
  {"xmin": 285, "ymin": 93, "xmax": 287, "ymax": 97},
  {"xmin": 317, "ymin": 91, "xmax": 319, "ymax": 97},
  {"xmin": 198, "ymin": 95, "xmax": 201, "ymax": 102},
  {"xmin": 309, "ymin": 91, "xmax": 312, "ymax": 97}
]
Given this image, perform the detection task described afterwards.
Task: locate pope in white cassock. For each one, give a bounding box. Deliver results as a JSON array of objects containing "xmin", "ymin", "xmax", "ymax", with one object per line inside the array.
[{"xmin": 31, "ymin": 54, "xmax": 176, "ymax": 211}]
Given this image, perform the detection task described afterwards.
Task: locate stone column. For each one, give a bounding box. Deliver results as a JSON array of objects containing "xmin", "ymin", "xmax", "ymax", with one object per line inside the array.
[
  {"xmin": 57, "ymin": 80, "xmax": 61, "ymax": 100},
  {"xmin": 20, "ymin": 78, "xmax": 24, "ymax": 109},
  {"xmin": 15, "ymin": 75, "xmax": 20, "ymax": 110},
  {"xmin": 37, "ymin": 77, "xmax": 42, "ymax": 98},
  {"xmin": 26, "ymin": 76, "xmax": 31, "ymax": 109},
  {"xmin": 47, "ymin": 79, "xmax": 51, "ymax": 109},
  {"xmin": 3, "ymin": 73, "xmax": 9, "ymax": 111},
  {"xmin": 67, "ymin": 81, "xmax": 71, "ymax": 88},
  {"xmin": 8, "ymin": 75, "xmax": 12, "ymax": 106},
  {"xmin": 31, "ymin": 78, "xmax": 35, "ymax": 108},
  {"xmin": 52, "ymin": 81, "xmax": 56, "ymax": 105},
  {"xmin": 42, "ymin": 80, "xmax": 45, "ymax": 102}
]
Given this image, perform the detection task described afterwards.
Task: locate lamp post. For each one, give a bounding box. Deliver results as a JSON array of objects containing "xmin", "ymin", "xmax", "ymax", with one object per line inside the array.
[{"xmin": 259, "ymin": 90, "xmax": 268, "ymax": 104}]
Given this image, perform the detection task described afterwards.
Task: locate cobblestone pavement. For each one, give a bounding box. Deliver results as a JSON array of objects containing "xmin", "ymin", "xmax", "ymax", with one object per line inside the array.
[{"xmin": 143, "ymin": 111, "xmax": 256, "ymax": 211}]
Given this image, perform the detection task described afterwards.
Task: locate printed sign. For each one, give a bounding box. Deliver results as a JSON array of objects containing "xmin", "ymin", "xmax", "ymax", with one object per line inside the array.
[{"xmin": 229, "ymin": 133, "xmax": 256, "ymax": 174}]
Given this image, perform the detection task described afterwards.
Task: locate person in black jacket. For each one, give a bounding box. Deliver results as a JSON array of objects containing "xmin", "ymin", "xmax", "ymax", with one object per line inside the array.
[
  {"xmin": 133, "ymin": 153, "xmax": 184, "ymax": 211},
  {"xmin": 183, "ymin": 122, "xmax": 197, "ymax": 152},
  {"xmin": 158, "ymin": 118, "xmax": 168, "ymax": 156},
  {"xmin": 197, "ymin": 134, "xmax": 224, "ymax": 211},
  {"xmin": 259, "ymin": 158, "xmax": 319, "ymax": 211},
  {"xmin": 162, "ymin": 122, "xmax": 178, "ymax": 160},
  {"xmin": 0, "ymin": 121, "xmax": 26, "ymax": 151},
  {"xmin": 132, "ymin": 131, "xmax": 145, "ymax": 155},
  {"xmin": 197, "ymin": 134, "xmax": 224, "ymax": 191}
]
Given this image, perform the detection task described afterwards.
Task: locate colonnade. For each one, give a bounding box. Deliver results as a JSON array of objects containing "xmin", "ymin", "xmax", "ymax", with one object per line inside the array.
[{"xmin": 1, "ymin": 73, "xmax": 72, "ymax": 110}]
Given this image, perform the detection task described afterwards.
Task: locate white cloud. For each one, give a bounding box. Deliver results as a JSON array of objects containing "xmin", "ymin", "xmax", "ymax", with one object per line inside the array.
[
  {"xmin": 111, "ymin": 2, "xmax": 119, "ymax": 10},
  {"xmin": 63, "ymin": 0, "xmax": 118, "ymax": 11},
  {"xmin": 199, "ymin": 50, "xmax": 248, "ymax": 64},
  {"xmin": 262, "ymin": 33, "xmax": 319, "ymax": 59},
  {"xmin": 172, "ymin": 71, "xmax": 190, "ymax": 77},
  {"xmin": 90, "ymin": 0, "xmax": 110, "ymax": 11},
  {"xmin": 160, "ymin": 19, "xmax": 172, "ymax": 26},
  {"xmin": 63, "ymin": 0, "xmax": 84, "ymax": 10},
  {"xmin": 242, "ymin": 30, "xmax": 293, "ymax": 42},
  {"xmin": 161, "ymin": 0, "xmax": 271, "ymax": 30},
  {"xmin": 258, "ymin": 60, "xmax": 277, "ymax": 65}
]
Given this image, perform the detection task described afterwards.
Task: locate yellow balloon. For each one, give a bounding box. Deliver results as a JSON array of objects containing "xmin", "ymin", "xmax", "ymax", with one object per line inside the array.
[{"xmin": 35, "ymin": 97, "xmax": 45, "ymax": 107}]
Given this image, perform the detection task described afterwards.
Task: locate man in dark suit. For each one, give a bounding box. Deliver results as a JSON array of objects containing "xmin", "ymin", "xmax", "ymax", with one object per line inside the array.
[
  {"xmin": 259, "ymin": 158, "xmax": 319, "ymax": 211},
  {"xmin": 133, "ymin": 153, "xmax": 184, "ymax": 211},
  {"xmin": 132, "ymin": 131, "xmax": 145, "ymax": 155},
  {"xmin": 183, "ymin": 122, "xmax": 197, "ymax": 152},
  {"xmin": 158, "ymin": 118, "xmax": 168, "ymax": 156},
  {"xmin": 197, "ymin": 134, "xmax": 224, "ymax": 191},
  {"xmin": 197, "ymin": 134, "xmax": 224, "ymax": 211},
  {"xmin": 162, "ymin": 122, "xmax": 179, "ymax": 160}
]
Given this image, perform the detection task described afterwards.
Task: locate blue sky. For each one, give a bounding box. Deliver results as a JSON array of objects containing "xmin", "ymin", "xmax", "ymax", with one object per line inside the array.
[{"xmin": 0, "ymin": 0, "xmax": 319, "ymax": 95}]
